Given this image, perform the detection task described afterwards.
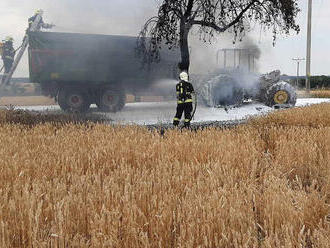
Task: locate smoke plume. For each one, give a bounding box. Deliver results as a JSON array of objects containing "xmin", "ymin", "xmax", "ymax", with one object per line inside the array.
[{"xmin": 0, "ymin": 0, "xmax": 158, "ymax": 77}]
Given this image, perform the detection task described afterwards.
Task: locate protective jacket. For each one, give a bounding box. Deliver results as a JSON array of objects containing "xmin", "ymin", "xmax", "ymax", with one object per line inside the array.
[
  {"xmin": 173, "ymin": 80, "xmax": 195, "ymax": 127},
  {"xmin": 176, "ymin": 80, "xmax": 195, "ymax": 104},
  {"xmin": 1, "ymin": 41, "xmax": 15, "ymax": 73},
  {"xmin": 28, "ymin": 15, "xmax": 53, "ymax": 30}
]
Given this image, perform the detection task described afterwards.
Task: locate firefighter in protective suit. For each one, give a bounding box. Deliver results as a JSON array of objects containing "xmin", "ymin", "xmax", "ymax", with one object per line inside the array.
[
  {"xmin": 1, "ymin": 37, "xmax": 15, "ymax": 77},
  {"xmin": 173, "ymin": 71, "xmax": 195, "ymax": 128},
  {"xmin": 28, "ymin": 9, "xmax": 54, "ymax": 30}
]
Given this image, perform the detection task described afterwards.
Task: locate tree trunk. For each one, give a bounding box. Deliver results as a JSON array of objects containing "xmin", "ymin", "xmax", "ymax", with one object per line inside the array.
[{"xmin": 179, "ymin": 20, "xmax": 191, "ymax": 72}]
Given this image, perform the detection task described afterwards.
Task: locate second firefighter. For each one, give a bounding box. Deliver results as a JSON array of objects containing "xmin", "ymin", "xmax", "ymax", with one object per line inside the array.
[
  {"xmin": 173, "ymin": 72, "xmax": 195, "ymax": 127},
  {"xmin": 1, "ymin": 37, "xmax": 15, "ymax": 81}
]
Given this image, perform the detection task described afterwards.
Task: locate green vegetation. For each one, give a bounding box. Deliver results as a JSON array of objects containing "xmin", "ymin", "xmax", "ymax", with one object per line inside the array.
[{"xmin": 295, "ymin": 76, "xmax": 330, "ymax": 89}]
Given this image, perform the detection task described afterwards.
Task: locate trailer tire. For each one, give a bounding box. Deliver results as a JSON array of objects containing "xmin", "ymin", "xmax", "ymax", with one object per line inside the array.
[
  {"xmin": 264, "ymin": 81, "xmax": 297, "ymax": 107},
  {"xmin": 58, "ymin": 87, "xmax": 91, "ymax": 113},
  {"xmin": 96, "ymin": 88, "xmax": 126, "ymax": 112}
]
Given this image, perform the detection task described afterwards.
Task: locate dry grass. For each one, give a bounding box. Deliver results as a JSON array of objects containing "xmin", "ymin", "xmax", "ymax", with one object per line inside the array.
[
  {"xmin": 310, "ymin": 90, "xmax": 330, "ymax": 98},
  {"xmin": 0, "ymin": 108, "xmax": 107, "ymax": 126},
  {"xmin": 297, "ymin": 89, "xmax": 330, "ymax": 99},
  {"xmin": 249, "ymin": 102, "xmax": 330, "ymax": 128},
  {"xmin": 0, "ymin": 96, "xmax": 56, "ymax": 106},
  {"xmin": 0, "ymin": 95, "xmax": 163, "ymax": 106},
  {"xmin": 0, "ymin": 104, "xmax": 329, "ymax": 247}
]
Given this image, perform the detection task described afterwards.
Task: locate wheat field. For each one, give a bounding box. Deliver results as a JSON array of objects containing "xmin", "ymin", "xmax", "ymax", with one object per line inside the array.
[
  {"xmin": 297, "ymin": 89, "xmax": 330, "ymax": 99},
  {"xmin": 0, "ymin": 104, "xmax": 329, "ymax": 247},
  {"xmin": 310, "ymin": 90, "xmax": 330, "ymax": 99}
]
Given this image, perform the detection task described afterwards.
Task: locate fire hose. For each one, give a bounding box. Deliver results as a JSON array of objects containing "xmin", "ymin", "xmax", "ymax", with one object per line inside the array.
[{"xmin": 190, "ymin": 92, "xmax": 198, "ymax": 121}]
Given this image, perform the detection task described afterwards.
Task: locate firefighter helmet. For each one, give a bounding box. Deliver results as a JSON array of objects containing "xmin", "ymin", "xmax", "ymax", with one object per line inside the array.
[
  {"xmin": 179, "ymin": 71, "xmax": 189, "ymax": 82},
  {"xmin": 35, "ymin": 9, "xmax": 43, "ymax": 15},
  {"xmin": 4, "ymin": 36, "xmax": 14, "ymax": 42}
]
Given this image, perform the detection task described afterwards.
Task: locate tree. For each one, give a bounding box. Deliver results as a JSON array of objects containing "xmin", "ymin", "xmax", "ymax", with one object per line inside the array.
[{"xmin": 137, "ymin": 0, "xmax": 300, "ymax": 72}]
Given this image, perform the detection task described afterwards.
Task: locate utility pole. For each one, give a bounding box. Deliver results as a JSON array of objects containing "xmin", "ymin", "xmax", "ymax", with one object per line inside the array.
[
  {"xmin": 223, "ymin": 49, "xmax": 227, "ymax": 68},
  {"xmin": 306, "ymin": 0, "xmax": 313, "ymax": 93},
  {"xmin": 292, "ymin": 58, "xmax": 305, "ymax": 88}
]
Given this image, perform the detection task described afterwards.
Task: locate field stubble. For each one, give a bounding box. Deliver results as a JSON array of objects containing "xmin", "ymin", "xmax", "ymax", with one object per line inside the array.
[
  {"xmin": 0, "ymin": 104, "xmax": 329, "ymax": 247},
  {"xmin": 310, "ymin": 90, "xmax": 330, "ymax": 98},
  {"xmin": 297, "ymin": 89, "xmax": 330, "ymax": 98}
]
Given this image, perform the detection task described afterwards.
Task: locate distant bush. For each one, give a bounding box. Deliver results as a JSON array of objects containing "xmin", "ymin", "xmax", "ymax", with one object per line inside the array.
[{"xmin": 296, "ymin": 75, "xmax": 330, "ymax": 89}]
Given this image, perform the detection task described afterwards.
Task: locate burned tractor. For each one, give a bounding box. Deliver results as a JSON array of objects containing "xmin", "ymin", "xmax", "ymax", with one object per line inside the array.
[{"xmin": 193, "ymin": 48, "xmax": 297, "ymax": 108}]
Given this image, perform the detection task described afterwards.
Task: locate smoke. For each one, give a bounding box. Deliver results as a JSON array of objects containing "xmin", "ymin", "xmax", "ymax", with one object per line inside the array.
[
  {"xmin": 44, "ymin": 0, "xmax": 180, "ymax": 96},
  {"xmin": 1, "ymin": 0, "xmax": 263, "ymax": 76},
  {"xmin": 188, "ymin": 32, "xmax": 263, "ymax": 76},
  {"xmin": 201, "ymin": 70, "xmax": 260, "ymax": 107},
  {"xmin": 189, "ymin": 33, "xmax": 234, "ymax": 75},
  {"xmin": 239, "ymin": 37, "xmax": 261, "ymax": 59},
  {"xmin": 47, "ymin": 0, "xmax": 157, "ymax": 36},
  {"xmin": 189, "ymin": 33, "xmax": 264, "ymax": 106},
  {"xmin": 237, "ymin": 36, "xmax": 262, "ymax": 72},
  {"xmin": 0, "ymin": 0, "xmax": 182, "ymax": 99},
  {"xmin": 0, "ymin": 0, "xmax": 159, "ymax": 78},
  {"xmin": 1, "ymin": 0, "xmax": 265, "ymax": 105}
]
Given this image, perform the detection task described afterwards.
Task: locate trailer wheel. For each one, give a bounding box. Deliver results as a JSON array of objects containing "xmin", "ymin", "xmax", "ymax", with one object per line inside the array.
[
  {"xmin": 58, "ymin": 88, "xmax": 91, "ymax": 113},
  {"xmin": 96, "ymin": 88, "xmax": 126, "ymax": 112},
  {"xmin": 264, "ymin": 81, "xmax": 297, "ymax": 107}
]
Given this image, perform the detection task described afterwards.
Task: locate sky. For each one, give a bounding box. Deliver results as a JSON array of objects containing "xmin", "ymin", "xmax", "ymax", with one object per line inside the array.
[{"xmin": 0, "ymin": 0, "xmax": 328, "ymax": 77}]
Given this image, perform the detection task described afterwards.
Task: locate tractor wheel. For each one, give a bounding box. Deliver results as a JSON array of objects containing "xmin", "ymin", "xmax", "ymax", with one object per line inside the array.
[
  {"xmin": 264, "ymin": 81, "xmax": 297, "ymax": 107},
  {"xmin": 58, "ymin": 87, "xmax": 91, "ymax": 113},
  {"xmin": 96, "ymin": 88, "xmax": 126, "ymax": 112}
]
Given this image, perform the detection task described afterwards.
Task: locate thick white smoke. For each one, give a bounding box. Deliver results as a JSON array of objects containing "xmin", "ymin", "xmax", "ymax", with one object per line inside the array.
[
  {"xmin": 189, "ymin": 34, "xmax": 263, "ymax": 106},
  {"xmin": 0, "ymin": 0, "xmax": 158, "ymax": 77},
  {"xmin": 1, "ymin": 0, "xmax": 264, "ymax": 102}
]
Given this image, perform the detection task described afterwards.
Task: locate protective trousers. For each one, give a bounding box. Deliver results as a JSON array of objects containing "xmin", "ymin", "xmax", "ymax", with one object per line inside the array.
[{"xmin": 173, "ymin": 102, "xmax": 193, "ymax": 127}]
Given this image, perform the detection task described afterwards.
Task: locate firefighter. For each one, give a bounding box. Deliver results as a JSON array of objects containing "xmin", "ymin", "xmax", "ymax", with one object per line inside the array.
[
  {"xmin": 1, "ymin": 37, "xmax": 15, "ymax": 77},
  {"xmin": 173, "ymin": 71, "xmax": 195, "ymax": 128},
  {"xmin": 28, "ymin": 9, "xmax": 54, "ymax": 30}
]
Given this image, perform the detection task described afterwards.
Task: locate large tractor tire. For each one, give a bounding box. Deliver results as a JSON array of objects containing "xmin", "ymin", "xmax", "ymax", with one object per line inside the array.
[
  {"xmin": 96, "ymin": 88, "xmax": 126, "ymax": 112},
  {"xmin": 264, "ymin": 81, "xmax": 297, "ymax": 107},
  {"xmin": 58, "ymin": 87, "xmax": 91, "ymax": 113}
]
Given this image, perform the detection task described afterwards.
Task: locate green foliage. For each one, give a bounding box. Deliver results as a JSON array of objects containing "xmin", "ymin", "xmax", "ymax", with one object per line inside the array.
[{"xmin": 297, "ymin": 76, "xmax": 330, "ymax": 89}]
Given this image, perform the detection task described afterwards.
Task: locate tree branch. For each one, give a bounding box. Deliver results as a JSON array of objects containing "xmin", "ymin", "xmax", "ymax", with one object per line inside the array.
[
  {"xmin": 192, "ymin": 0, "xmax": 258, "ymax": 32},
  {"xmin": 191, "ymin": 20, "xmax": 225, "ymax": 32},
  {"xmin": 184, "ymin": 0, "xmax": 195, "ymax": 18}
]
